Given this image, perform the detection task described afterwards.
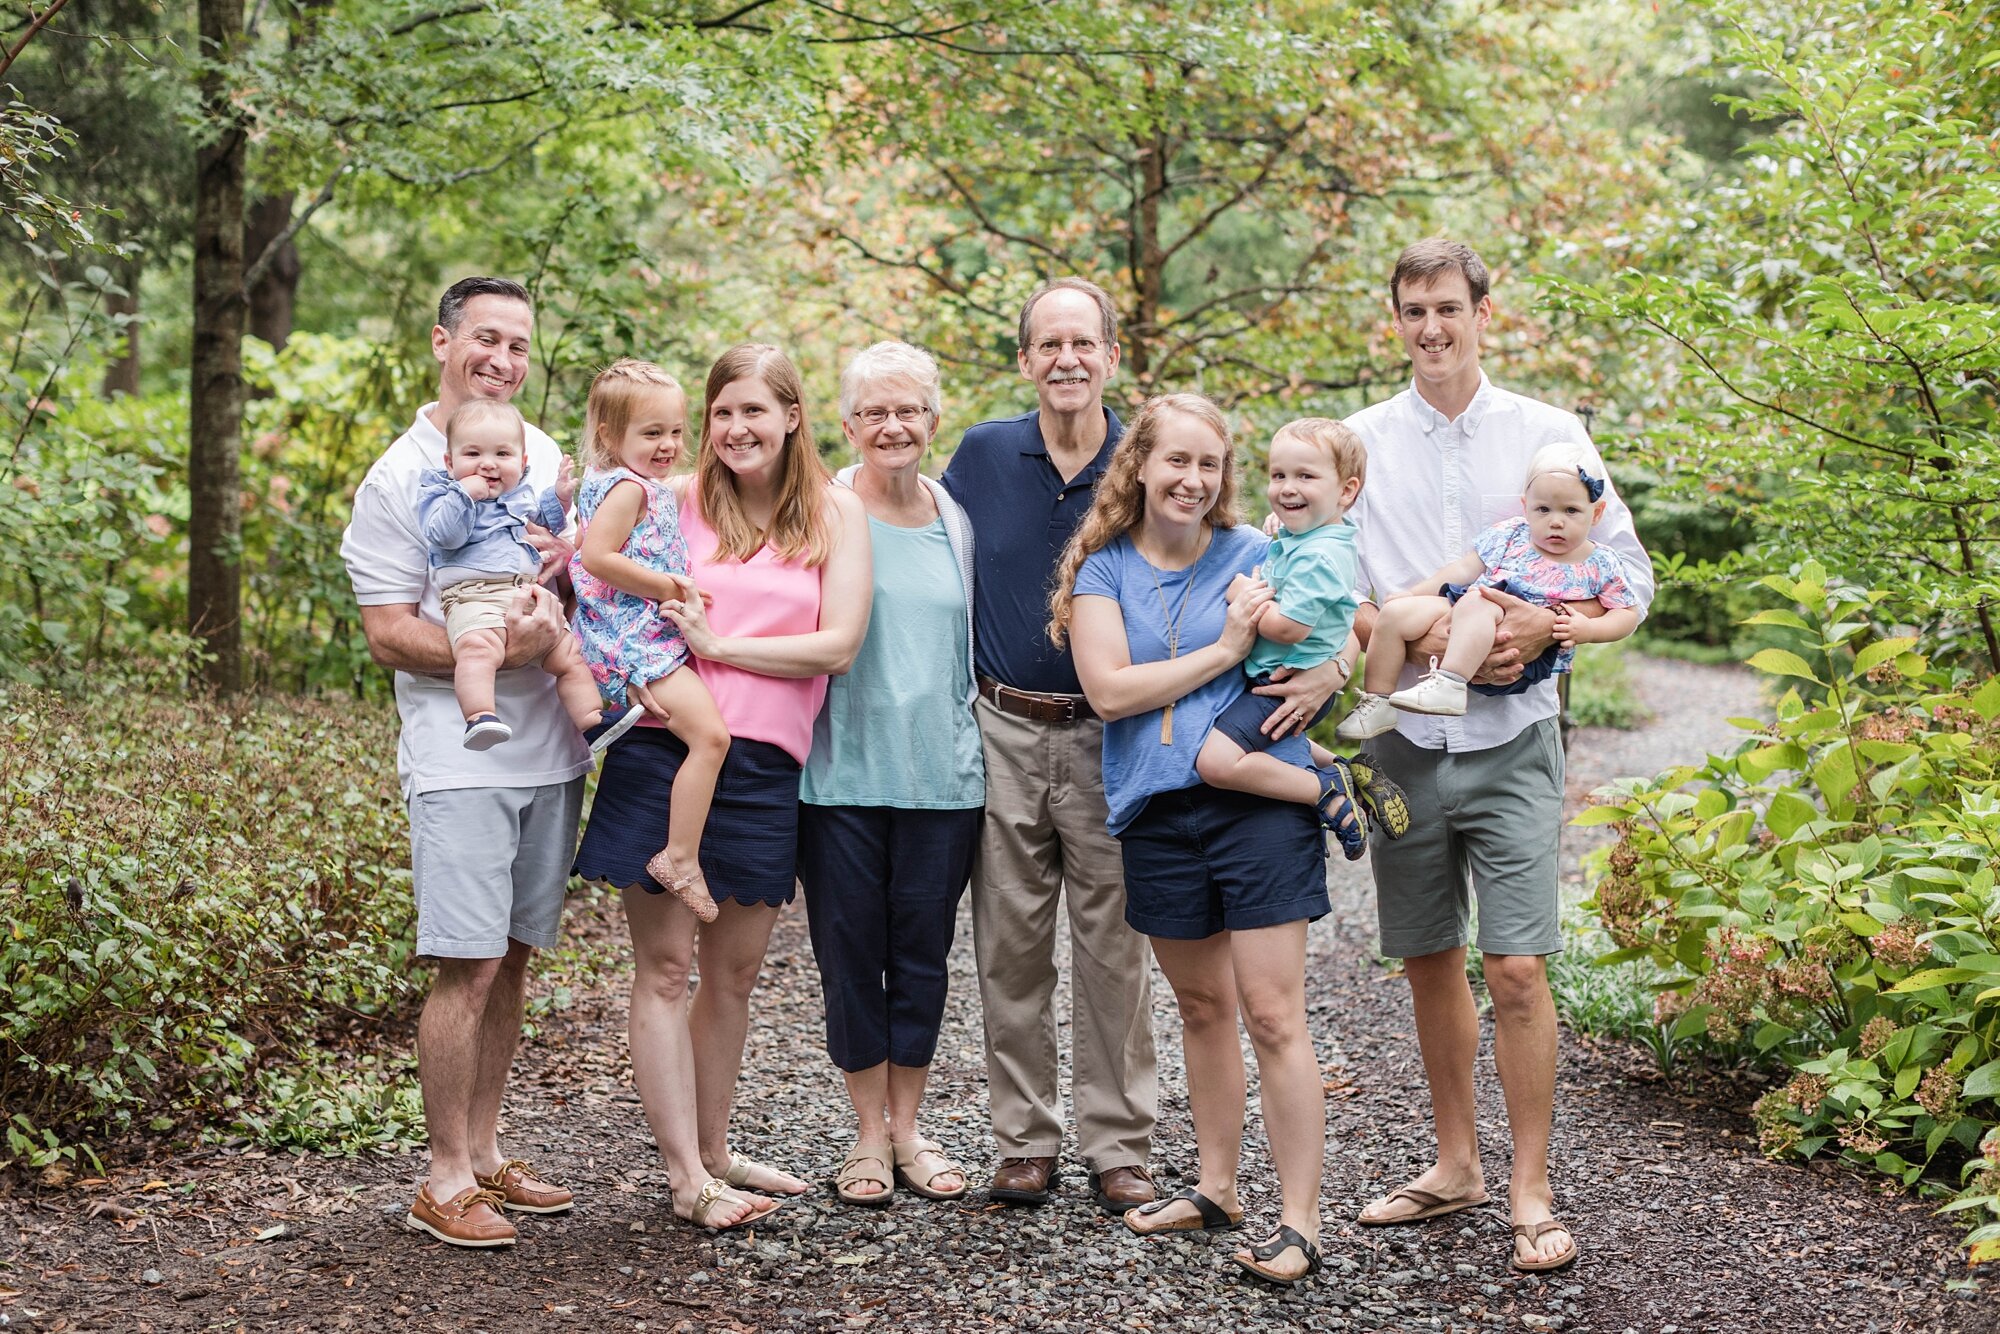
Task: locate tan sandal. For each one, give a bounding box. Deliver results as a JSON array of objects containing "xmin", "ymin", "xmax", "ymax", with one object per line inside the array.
[
  {"xmin": 645, "ymin": 847, "xmax": 719, "ymax": 922},
  {"xmin": 1509, "ymin": 1218, "xmax": 1578, "ymax": 1272},
  {"xmin": 890, "ymin": 1137, "xmax": 968, "ymax": 1201},
  {"xmin": 681, "ymin": 1177, "xmax": 779, "ymax": 1232},
  {"xmin": 835, "ymin": 1147, "xmax": 894, "ymax": 1207}
]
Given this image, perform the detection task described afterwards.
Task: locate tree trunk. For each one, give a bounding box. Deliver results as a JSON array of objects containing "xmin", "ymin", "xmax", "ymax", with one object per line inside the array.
[
  {"xmin": 189, "ymin": 0, "xmax": 247, "ymax": 693},
  {"xmin": 245, "ymin": 193, "xmax": 299, "ymax": 350},
  {"xmin": 102, "ymin": 256, "xmax": 141, "ymax": 397}
]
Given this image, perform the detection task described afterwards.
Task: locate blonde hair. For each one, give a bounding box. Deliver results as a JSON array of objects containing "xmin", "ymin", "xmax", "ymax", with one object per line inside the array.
[
  {"xmin": 583, "ymin": 359, "xmax": 685, "ymax": 472},
  {"xmin": 1524, "ymin": 440, "xmax": 1599, "ymax": 495},
  {"xmin": 1272, "ymin": 417, "xmax": 1367, "ymax": 488},
  {"xmin": 694, "ymin": 344, "xmax": 834, "ymax": 566},
  {"xmin": 1047, "ymin": 393, "xmax": 1240, "ymax": 649},
  {"xmin": 443, "ymin": 398, "xmax": 524, "ymax": 453}
]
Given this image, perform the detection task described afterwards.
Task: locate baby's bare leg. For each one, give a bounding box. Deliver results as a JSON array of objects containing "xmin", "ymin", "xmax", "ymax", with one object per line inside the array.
[
  {"xmin": 1440, "ymin": 587, "xmax": 1505, "ymax": 681},
  {"xmin": 541, "ymin": 633, "xmax": 605, "ymax": 731},
  {"xmin": 1195, "ymin": 728, "xmax": 1320, "ymax": 806},
  {"xmin": 1363, "ymin": 595, "xmax": 1454, "ymax": 694},
  {"xmin": 453, "ymin": 627, "xmax": 506, "ymax": 720}
]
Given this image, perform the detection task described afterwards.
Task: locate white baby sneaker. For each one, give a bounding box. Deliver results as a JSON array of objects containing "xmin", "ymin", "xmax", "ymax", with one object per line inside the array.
[
  {"xmin": 1336, "ymin": 693, "xmax": 1401, "ymax": 741},
  {"xmin": 1387, "ymin": 659, "xmax": 1469, "ymax": 716}
]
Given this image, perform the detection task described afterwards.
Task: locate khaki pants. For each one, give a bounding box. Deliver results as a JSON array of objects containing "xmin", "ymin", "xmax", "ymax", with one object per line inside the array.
[{"xmin": 970, "ymin": 696, "xmax": 1157, "ymax": 1171}]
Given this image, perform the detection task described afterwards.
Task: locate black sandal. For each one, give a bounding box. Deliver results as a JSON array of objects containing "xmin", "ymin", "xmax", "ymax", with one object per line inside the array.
[
  {"xmin": 1123, "ymin": 1187, "xmax": 1244, "ymax": 1235},
  {"xmin": 1233, "ymin": 1224, "xmax": 1323, "ymax": 1286},
  {"xmin": 1315, "ymin": 760, "xmax": 1367, "ymax": 861}
]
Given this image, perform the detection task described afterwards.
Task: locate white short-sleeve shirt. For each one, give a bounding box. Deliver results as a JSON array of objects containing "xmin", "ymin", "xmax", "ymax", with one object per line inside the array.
[
  {"xmin": 340, "ymin": 402, "xmax": 592, "ymax": 800},
  {"xmin": 1346, "ymin": 375, "xmax": 1655, "ymax": 754}
]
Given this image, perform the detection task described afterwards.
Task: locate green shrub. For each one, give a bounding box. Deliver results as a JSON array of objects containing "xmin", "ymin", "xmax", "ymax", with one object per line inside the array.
[
  {"xmin": 1567, "ymin": 642, "xmax": 1651, "ymax": 731},
  {"xmin": 0, "ymin": 686, "xmax": 419, "ymax": 1162},
  {"xmin": 1576, "ymin": 561, "xmax": 2000, "ymax": 1261}
]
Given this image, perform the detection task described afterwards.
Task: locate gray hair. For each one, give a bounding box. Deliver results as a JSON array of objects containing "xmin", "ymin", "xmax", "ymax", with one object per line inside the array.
[
  {"xmin": 1017, "ymin": 277, "xmax": 1119, "ymax": 352},
  {"xmin": 437, "ymin": 276, "xmax": 531, "ymax": 334},
  {"xmin": 839, "ymin": 340, "xmax": 943, "ymax": 420}
]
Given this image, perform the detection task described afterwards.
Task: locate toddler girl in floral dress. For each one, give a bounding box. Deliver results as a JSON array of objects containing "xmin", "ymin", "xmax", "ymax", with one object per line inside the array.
[{"xmin": 571, "ymin": 359, "xmax": 730, "ymax": 922}]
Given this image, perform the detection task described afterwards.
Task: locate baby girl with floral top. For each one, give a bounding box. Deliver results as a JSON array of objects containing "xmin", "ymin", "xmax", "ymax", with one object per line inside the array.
[
  {"xmin": 1339, "ymin": 440, "xmax": 1640, "ymax": 739},
  {"xmin": 570, "ymin": 359, "xmax": 730, "ymax": 922}
]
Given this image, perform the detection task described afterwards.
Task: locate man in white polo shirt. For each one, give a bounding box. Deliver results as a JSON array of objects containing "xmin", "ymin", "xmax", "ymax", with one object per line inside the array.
[
  {"xmin": 1345, "ymin": 240, "xmax": 1653, "ymax": 1274},
  {"xmin": 341, "ymin": 276, "xmax": 592, "ymax": 1248}
]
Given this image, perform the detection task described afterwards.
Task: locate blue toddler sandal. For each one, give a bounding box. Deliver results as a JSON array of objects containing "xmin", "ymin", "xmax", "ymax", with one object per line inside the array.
[{"xmin": 1315, "ymin": 759, "xmax": 1368, "ymax": 860}]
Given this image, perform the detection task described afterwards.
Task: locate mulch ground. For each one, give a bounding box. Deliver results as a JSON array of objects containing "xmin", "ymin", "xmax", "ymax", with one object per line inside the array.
[{"xmin": 4, "ymin": 657, "xmax": 1994, "ymax": 1332}]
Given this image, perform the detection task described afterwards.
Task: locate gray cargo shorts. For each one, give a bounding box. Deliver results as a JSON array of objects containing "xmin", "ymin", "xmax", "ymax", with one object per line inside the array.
[
  {"xmin": 1366, "ymin": 717, "xmax": 1564, "ymax": 959},
  {"xmin": 408, "ymin": 778, "xmax": 585, "ymax": 959}
]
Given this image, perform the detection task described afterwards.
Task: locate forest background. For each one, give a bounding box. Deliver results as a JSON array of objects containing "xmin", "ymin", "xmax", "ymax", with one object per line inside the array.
[{"xmin": 5, "ymin": 0, "xmax": 2000, "ymax": 1264}]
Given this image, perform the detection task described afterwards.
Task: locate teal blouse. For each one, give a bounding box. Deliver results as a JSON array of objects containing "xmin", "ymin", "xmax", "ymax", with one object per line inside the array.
[{"xmin": 800, "ymin": 516, "xmax": 984, "ymax": 808}]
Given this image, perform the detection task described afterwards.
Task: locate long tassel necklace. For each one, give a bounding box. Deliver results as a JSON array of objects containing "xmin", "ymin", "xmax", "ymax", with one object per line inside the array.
[{"xmin": 1144, "ymin": 530, "xmax": 1210, "ymax": 745}]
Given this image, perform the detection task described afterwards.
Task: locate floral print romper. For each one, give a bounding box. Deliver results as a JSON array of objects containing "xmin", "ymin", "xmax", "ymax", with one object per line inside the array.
[{"xmin": 570, "ymin": 467, "xmax": 692, "ymax": 706}]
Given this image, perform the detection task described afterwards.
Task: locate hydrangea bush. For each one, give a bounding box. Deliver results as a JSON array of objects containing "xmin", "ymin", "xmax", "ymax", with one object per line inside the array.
[{"xmin": 1578, "ymin": 563, "xmax": 2000, "ymax": 1262}]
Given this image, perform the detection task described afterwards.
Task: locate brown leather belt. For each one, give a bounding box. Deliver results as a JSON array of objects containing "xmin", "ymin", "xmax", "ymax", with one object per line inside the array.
[{"xmin": 976, "ymin": 674, "xmax": 1098, "ymax": 724}]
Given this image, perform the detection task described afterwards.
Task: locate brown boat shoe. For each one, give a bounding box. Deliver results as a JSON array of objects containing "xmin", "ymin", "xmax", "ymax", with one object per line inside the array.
[
  {"xmin": 405, "ymin": 1184, "xmax": 517, "ymax": 1248},
  {"xmin": 476, "ymin": 1159, "xmax": 575, "ymax": 1214}
]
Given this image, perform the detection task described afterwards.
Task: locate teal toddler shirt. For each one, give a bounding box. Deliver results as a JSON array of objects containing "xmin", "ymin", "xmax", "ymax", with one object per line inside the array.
[
  {"xmin": 800, "ymin": 517, "xmax": 984, "ymax": 808},
  {"xmin": 1243, "ymin": 520, "xmax": 1360, "ymax": 678}
]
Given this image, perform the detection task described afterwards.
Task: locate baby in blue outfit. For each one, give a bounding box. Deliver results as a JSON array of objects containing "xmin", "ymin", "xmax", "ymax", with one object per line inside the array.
[{"xmin": 416, "ymin": 399, "xmax": 604, "ymax": 749}]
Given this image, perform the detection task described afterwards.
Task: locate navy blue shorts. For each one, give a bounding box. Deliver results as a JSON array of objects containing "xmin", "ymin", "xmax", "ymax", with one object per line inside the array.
[
  {"xmin": 574, "ymin": 726, "xmax": 801, "ymax": 908},
  {"xmin": 1118, "ymin": 784, "xmax": 1329, "ymax": 940},
  {"xmin": 1441, "ymin": 580, "xmax": 1561, "ymax": 697},
  {"xmin": 1212, "ymin": 673, "xmax": 1339, "ymax": 753},
  {"xmin": 797, "ymin": 804, "xmax": 979, "ymax": 1071}
]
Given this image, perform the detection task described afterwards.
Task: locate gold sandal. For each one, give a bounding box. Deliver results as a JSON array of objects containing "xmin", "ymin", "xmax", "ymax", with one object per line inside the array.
[{"xmin": 681, "ymin": 1177, "xmax": 779, "ymax": 1231}]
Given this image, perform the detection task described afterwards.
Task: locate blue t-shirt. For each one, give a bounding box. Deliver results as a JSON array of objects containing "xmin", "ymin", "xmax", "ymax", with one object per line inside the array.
[
  {"xmin": 1244, "ymin": 520, "xmax": 1360, "ymax": 677},
  {"xmin": 1073, "ymin": 524, "xmax": 1311, "ymax": 834},
  {"xmin": 940, "ymin": 409, "xmax": 1120, "ymax": 694}
]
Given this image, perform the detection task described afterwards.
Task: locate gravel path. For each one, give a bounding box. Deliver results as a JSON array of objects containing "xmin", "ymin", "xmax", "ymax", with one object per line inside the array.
[{"xmin": 4, "ymin": 656, "xmax": 1992, "ymax": 1332}]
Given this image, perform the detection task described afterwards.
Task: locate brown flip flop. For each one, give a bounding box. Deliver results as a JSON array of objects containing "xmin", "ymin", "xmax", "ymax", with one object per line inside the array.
[
  {"xmin": 1357, "ymin": 1184, "xmax": 1491, "ymax": 1227},
  {"xmin": 1510, "ymin": 1218, "xmax": 1578, "ymax": 1272}
]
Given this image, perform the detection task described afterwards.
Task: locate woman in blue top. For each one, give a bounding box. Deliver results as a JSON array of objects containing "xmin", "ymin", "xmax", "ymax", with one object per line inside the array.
[
  {"xmin": 798, "ymin": 342, "xmax": 983, "ymax": 1208},
  {"xmin": 1048, "ymin": 393, "xmax": 1346, "ymax": 1287}
]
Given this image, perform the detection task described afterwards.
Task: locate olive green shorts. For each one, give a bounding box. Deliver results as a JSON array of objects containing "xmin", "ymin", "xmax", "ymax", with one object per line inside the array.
[{"xmin": 1366, "ymin": 717, "xmax": 1564, "ymax": 959}]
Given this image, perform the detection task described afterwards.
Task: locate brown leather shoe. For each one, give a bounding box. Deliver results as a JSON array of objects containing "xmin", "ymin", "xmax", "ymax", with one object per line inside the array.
[
  {"xmin": 988, "ymin": 1155, "xmax": 1058, "ymax": 1205},
  {"xmin": 476, "ymin": 1159, "xmax": 574, "ymax": 1214},
  {"xmin": 404, "ymin": 1184, "xmax": 517, "ymax": 1248},
  {"xmin": 1090, "ymin": 1164, "xmax": 1157, "ymax": 1213}
]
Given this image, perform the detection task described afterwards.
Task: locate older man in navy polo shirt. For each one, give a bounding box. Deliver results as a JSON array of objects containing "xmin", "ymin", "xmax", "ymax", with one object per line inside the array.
[{"xmin": 940, "ymin": 278, "xmax": 1159, "ymax": 1211}]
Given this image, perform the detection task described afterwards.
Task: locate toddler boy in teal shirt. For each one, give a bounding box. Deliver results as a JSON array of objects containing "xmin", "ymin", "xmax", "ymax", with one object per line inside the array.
[{"xmin": 1195, "ymin": 418, "xmax": 1403, "ymax": 857}]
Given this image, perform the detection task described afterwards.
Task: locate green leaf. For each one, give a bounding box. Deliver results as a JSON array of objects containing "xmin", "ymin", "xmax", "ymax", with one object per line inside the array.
[
  {"xmin": 1741, "ymin": 608, "xmax": 1813, "ymax": 631},
  {"xmin": 1961, "ymin": 1059, "xmax": 2000, "ymax": 1101},
  {"xmin": 1853, "ymin": 637, "xmax": 1918, "ymax": 676},
  {"xmin": 1889, "ymin": 968, "xmax": 1994, "ymax": 993},
  {"xmin": 1894, "ymin": 1065, "xmax": 1921, "ymax": 1099},
  {"xmin": 1840, "ymin": 912, "xmax": 1885, "ymax": 938},
  {"xmin": 1767, "ymin": 790, "xmax": 1819, "ymax": 839},
  {"xmin": 1570, "ymin": 804, "xmax": 1632, "ymax": 828},
  {"xmin": 1972, "ymin": 676, "xmax": 2000, "ymax": 722},
  {"xmin": 1754, "ymin": 1022, "xmax": 1795, "ymax": 1052},
  {"xmin": 1746, "ymin": 648, "xmax": 1825, "ymax": 685}
]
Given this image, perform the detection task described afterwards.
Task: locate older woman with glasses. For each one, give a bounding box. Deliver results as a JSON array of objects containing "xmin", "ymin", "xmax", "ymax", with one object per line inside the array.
[{"xmin": 797, "ymin": 340, "xmax": 984, "ymax": 1207}]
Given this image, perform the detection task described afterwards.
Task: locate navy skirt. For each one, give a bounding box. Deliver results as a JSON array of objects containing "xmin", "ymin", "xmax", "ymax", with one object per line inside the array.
[{"xmin": 574, "ymin": 725, "xmax": 802, "ymax": 908}]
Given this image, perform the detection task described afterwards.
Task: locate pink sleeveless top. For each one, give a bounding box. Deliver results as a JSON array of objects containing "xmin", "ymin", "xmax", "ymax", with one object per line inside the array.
[{"xmin": 648, "ymin": 486, "xmax": 828, "ymax": 765}]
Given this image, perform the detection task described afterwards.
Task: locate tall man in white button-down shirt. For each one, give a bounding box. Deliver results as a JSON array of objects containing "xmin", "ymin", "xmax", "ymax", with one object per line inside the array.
[{"xmin": 1344, "ymin": 240, "xmax": 1652, "ymax": 1273}]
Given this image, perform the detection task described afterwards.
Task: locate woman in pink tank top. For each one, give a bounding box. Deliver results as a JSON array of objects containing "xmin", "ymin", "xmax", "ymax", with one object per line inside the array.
[{"xmin": 573, "ymin": 344, "xmax": 871, "ymax": 1230}]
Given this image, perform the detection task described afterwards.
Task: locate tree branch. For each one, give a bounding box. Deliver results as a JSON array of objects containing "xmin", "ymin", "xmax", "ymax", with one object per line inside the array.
[{"xmin": 0, "ymin": 0, "xmax": 74, "ymax": 82}]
